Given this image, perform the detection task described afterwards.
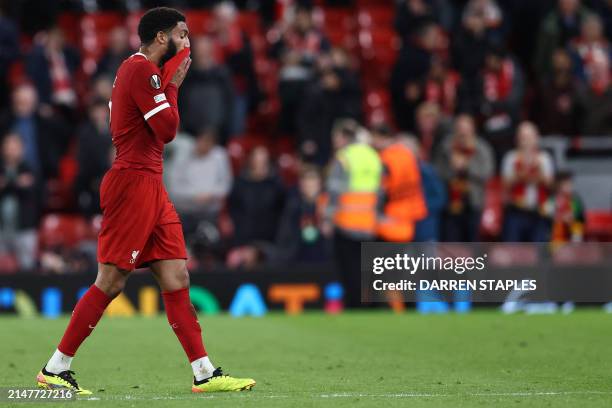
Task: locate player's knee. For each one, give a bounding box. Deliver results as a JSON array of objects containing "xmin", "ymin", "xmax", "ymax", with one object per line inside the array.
[
  {"xmin": 95, "ymin": 265, "xmax": 128, "ymax": 298},
  {"xmin": 176, "ymin": 267, "xmax": 190, "ymax": 288},
  {"xmin": 95, "ymin": 277, "xmax": 125, "ymax": 298}
]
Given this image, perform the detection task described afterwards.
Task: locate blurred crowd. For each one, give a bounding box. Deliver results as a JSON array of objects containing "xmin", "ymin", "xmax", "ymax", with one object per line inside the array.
[{"xmin": 0, "ymin": 0, "xmax": 609, "ymax": 273}]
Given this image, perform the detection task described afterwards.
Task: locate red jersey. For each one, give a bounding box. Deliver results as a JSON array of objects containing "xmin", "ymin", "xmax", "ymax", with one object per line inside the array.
[{"xmin": 109, "ymin": 52, "xmax": 180, "ymax": 176}]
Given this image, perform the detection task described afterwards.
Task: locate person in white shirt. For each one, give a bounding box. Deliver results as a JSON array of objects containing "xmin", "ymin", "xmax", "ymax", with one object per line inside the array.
[
  {"xmin": 166, "ymin": 128, "xmax": 232, "ymax": 235},
  {"xmin": 501, "ymin": 121, "xmax": 554, "ymax": 241}
]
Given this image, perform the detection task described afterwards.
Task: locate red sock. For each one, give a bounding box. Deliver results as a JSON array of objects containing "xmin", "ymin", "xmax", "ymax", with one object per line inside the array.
[
  {"xmin": 162, "ymin": 288, "xmax": 207, "ymax": 362},
  {"xmin": 57, "ymin": 285, "xmax": 112, "ymax": 356}
]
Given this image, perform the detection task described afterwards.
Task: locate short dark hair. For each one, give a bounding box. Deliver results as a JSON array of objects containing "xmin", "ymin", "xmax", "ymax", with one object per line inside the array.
[
  {"xmin": 556, "ymin": 170, "xmax": 574, "ymax": 183},
  {"xmin": 138, "ymin": 7, "xmax": 185, "ymax": 45},
  {"xmin": 371, "ymin": 123, "xmax": 392, "ymax": 138},
  {"xmin": 332, "ymin": 118, "xmax": 359, "ymax": 140}
]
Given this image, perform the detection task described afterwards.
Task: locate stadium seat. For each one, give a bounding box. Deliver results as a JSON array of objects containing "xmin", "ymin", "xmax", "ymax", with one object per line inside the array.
[
  {"xmin": 359, "ymin": 29, "xmax": 399, "ymax": 87},
  {"xmin": 184, "ymin": 10, "xmax": 213, "ymax": 36},
  {"xmin": 324, "ymin": 27, "xmax": 358, "ymax": 50},
  {"xmin": 217, "ymin": 204, "xmax": 234, "ymax": 239},
  {"xmin": 321, "ymin": 8, "xmax": 355, "ymax": 33},
  {"xmin": 57, "ymin": 12, "xmax": 81, "ymax": 48},
  {"xmin": 126, "ymin": 11, "xmax": 145, "ymax": 50},
  {"xmin": 39, "ymin": 214, "xmax": 91, "ymax": 250},
  {"xmin": 79, "ymin": 12, "xmax": 125, "ymax": 75},
  {"xmin": 237, "ymin": 12, "xmax": 262, "ymax": 37},
  {"xmin": 357, "ymin": 7, "xmax": 395, "ymax": 29},
  {"xmin": 356, "ymin": 0, "xmax": 394, "ymax": 8},
  {"xmin": 363, "ymin": 88, "xmax": 392, "ymax": 126},
  {"xmin": 278, "ymin": 152, "xmax": 299, "ymax": 186},
  {"xmin": 0, "ymin": 253, "xmax": 19, "ymax": 274},
  {"xmin": 585, "ymin": 211, "xmax": 612, "ymax": 241},
  {"xmin": 44, "ymin": 179, "xmax": 74, "ymax": 212}
]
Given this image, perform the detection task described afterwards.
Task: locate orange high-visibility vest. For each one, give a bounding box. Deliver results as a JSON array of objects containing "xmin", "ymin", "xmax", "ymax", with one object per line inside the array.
[
  {"xmin": 333, "ymin": 143, "xmax": 382, "ymax": 235},
  {"xmin": 377, "ymin": 143, "xmax": 427, "ymax": 242}
]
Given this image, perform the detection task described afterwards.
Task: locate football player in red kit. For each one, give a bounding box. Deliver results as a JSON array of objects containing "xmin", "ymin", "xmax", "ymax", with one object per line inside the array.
[{"xmin": 36, "ymin": 7, "xmax": 255, "ymax": 394}]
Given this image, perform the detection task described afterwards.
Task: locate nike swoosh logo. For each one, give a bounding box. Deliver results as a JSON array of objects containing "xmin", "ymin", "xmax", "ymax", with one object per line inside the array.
[{"xmin": 89, "ymin": 325, "xmax": 96, "ymax": 329}]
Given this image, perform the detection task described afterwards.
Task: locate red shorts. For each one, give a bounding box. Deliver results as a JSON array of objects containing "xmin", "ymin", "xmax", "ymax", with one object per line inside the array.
[{"xmin": 97, "ymin": 168, "xmax": 187, "ymax": 271}]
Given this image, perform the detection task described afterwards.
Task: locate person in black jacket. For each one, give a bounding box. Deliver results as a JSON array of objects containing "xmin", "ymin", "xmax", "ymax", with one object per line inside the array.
[
  {"xmin": 228, "ymin": 146, "xmax": 286, "ymax": 246},
  {"xmin": 272, "ymin": 165, "xmax": 330, "ymax": 263},
  {"xmin": 75, "ymin": 99, "xmax": 113, "ymax": 217},
  {"xmin": 25, "ymin": 26, "xmax": 80, "ymax": 112},
  {"xmin": 0, "ymin": 83, "xmax": 68, "ymax": 182},
  {"xmin": 297, "ymin": 49, "xmax": 362, "ymax": 165},
  {"xmin": 94, "ymin": 26, "xmax": 133, "ymax": 79},
  {"xmin": 179, "ymin": 36, "xmax": 235, "ymax": 144},
  {"xmin": 0, "ymin": 133, "xmax": 39, "ymax": 271},
  {"xmin": 209, "ymin": 1, "xmax": 261, "ymax": 135},
  {"xmin": 391, "ymin": 22, "xmax": 441, "ymax": 131}
]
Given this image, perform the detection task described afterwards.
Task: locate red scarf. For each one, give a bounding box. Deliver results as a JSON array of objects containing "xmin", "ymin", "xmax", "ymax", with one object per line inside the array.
[
  {"xmin": 48, "ymin": 49, "xmax": 75, "ymax": 105},
  {"xmin": 551, "ymin": 192, "xmax": 581, "ymax": 242},
  {"xmin": 510, "ymin": 158, "xmax": 549, "ymax": 210},
  {"xmin": 448, "ymin": 142, "xmax": 476, "ymax": 214},
  {"xmin": 284, "ymin": 29, "xmax": 323, "ymax": 56},
  {"xmin": 483, "ymin": 60, "xmax": 514, "ymax": 102},
  {"xmin": 425, "ymin": 71, "xmax": 459, "ymax": 114}
]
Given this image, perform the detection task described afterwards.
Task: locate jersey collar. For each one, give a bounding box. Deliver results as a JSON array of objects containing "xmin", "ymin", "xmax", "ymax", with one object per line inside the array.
[{"xmin": 132, "ymin": 52, "xmax": 148, "ymax": 60}]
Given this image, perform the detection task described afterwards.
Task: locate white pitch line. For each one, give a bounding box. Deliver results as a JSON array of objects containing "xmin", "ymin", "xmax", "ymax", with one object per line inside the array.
[{"xmin": 83, "ymin": 390, "xmax": 612, "ymax": 401}]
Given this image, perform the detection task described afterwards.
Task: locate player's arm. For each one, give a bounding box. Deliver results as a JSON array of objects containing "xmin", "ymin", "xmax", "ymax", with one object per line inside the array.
[
  {"xmin": 146, "ymin": 83, "xmax": 179, "ymax": 144},
  {"xmin": 131, "ymin": 59, "xmax": 189, "ymax": 144}
]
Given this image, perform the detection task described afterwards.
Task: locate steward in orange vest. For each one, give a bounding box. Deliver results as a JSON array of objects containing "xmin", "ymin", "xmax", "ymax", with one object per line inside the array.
[{"xmin": 371, "ymin": 124, "xmax": 427, "ymax": 242}]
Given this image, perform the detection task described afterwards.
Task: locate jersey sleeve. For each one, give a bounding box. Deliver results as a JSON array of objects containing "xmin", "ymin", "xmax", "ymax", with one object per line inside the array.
[
  {"xmin": 130, "ymin": 61, "xmax": 172, "ymax": 121},
  {"xmin": 130, "ymin": 61, "xmax": 180, "ymax": 143}
]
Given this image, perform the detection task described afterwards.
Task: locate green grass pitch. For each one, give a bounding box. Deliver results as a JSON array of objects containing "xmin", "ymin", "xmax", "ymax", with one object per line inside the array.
[{"xmin": 1, "ymin": 310, "xmax": 611, "ymax": 407}]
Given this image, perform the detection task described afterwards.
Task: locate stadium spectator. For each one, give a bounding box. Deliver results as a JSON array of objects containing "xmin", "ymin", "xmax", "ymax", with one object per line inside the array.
[
  {"xmin": 255, "ymin": 165, "xmax": 331, "ymax": 264},
  {"xmin": 90, "ymin": 75, "xmax": 114, "ymax": 102},
  {"xmin": 549, "ymin": 171, "xmax": 585, "ymax": 243},
  {"xmin": 0, "ymin": 83, "xmax": 67, "ymax": 180},
  {"xmin": 178, "ymin": 36, "xmax": 235, "ymax": 144},
  {"xmin": 401, "ymin": 135, "xmax": 447, "ymax": 242},
  {"xmin": 394, "ymin": 0, "xmax": 453, "ymax": 41},
  {"xmin": 391, "ymin": 23, "xmax": 444, "ymax": 131},
  {"xmin": 434, "ymin": 114, "xmax": 494, "ymax": 242},
  {"xmin": 462, "ymin": 0, "xmax": 505, "ymax": 44},
  {"xmin": 477, "ymin": 46, "xmax": 525, "ymax": 162},
  {"xmin": 535, "ymin": 48, "xmax": 582, "ymax": 135},
  {"xmin": 228, "ymin": 146, "xmax": 286, "ymax": 246},
  {"xmin": 0, "ymin": 133, "xmax": 39, "ymax": 271},
  {"xmin": 166, "ymin": 128, "xmax": 232, "ymax": 236},
  {"xmin": 297, "ymin": 48, "xmax": 362, "ymax": 165},
  {"xmin": 270, "ymin": 4, "xmax": 330, "ymax": 135},
  {"xmin": 0, "ymin": 6, "xmax": 19, "ymax": 112},
  {"xmin": 577, "ymin": 49, "xmax": 612, "ymax": 135},
  {"xmin": 422, "ymin": 58, "xmax": 460, "ymax": 117},
  {"xmin": 501, "ymin": 121, "xmax": 554, "ymax": 242},
  {"xmin": 587, "ymin": 0, "xmax": 612, "ymax": 41},
  {"xmin": 413, "ymin": 102, "xmax": 450, "ymax": 160},
  {"xmin": 25, "ymin": 26, "xmax": 80, "ymax": 110},
  {"xmin": 569, "ymin": 14, "xmax": 612, "ymax": 84},
  {"xmin": 451, "ymin": 1, "xmax": 499, "ymax": 109},
  {"xmin": 94, "ymin": 26, "xmax": 133, "ymax": 79},
  {"xmin": 208, "ymin": 1, "xmax": 260, "ymax": 136},
  {"xmin": 74, "ymin": 99, "xmax": 112, "ymax": 217},
  {"xmin": 535, "ymin": 0, "xmax": 593, "ymax": 78}
]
